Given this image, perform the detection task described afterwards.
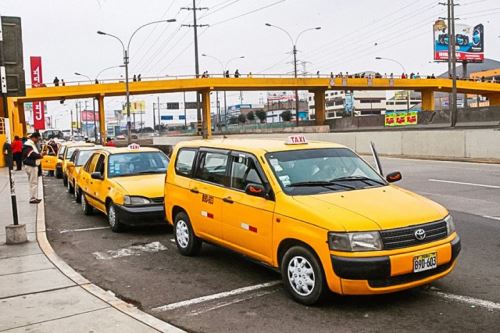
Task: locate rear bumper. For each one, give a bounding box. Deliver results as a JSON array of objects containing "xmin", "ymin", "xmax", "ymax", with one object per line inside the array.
[
  {"xmin": 330, "ymin": 235, "xmax": 461, "ymax": 295},
  {"xmin": 114, "ymin": 204, "xmax": 165, "ymax": 226}
]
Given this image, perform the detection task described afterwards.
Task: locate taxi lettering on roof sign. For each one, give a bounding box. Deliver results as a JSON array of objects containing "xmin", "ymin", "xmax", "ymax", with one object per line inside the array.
[
  {"xmin": 286, "ymin": 135, "xmax": 308, "ymax": 145},
  {"xmin": 128, "ymin": 143, "xmax": 141, "ymax": 150}
]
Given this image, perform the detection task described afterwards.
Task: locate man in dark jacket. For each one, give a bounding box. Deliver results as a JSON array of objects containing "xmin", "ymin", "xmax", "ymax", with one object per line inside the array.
[
  {"xmin": 2, "ymin": 139, "xmax": 13, "ymax": 170},
  {"xmin": 22, "ymin": 132, "xmax": 44, "ymax": 203}
]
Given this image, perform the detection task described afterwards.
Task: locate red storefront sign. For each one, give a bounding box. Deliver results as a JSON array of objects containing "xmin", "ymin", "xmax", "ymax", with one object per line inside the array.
[{"xmin": 30, "ymin": 56, "xmax": 45, "ymax": 130}]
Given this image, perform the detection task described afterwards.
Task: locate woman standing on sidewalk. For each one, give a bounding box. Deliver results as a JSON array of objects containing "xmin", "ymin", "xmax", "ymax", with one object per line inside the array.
[
  {"xmin": 11, "ymin": 136, "xmax": 23, "ymax": 171},
  {"xmin": 22, "ymin": 132, "xmax": 44, "ymax": 204}
]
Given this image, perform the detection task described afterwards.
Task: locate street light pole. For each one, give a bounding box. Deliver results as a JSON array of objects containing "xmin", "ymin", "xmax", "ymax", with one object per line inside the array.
[
  {"xmin": 97, "ymin": 19, "xmax": 176, "ymax": 144},
  {"xmin": 375, "ymin": 56, "xmax": 410, "ymax": 111},
  {"xmin": 265, "ymin": 24, "xmax": 321, "ymax": 126}
]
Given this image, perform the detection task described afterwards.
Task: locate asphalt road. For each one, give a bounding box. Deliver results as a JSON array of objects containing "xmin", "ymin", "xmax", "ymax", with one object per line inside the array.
[{"xmin": 44, "ymin": 157, "xmax": 500, "ymax": 333}]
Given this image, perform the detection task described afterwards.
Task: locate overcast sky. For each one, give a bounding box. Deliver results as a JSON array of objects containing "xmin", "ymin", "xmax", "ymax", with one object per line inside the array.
[{"xmin": 1, "ymin": 0, "xmax": 499, "ymax": 129}]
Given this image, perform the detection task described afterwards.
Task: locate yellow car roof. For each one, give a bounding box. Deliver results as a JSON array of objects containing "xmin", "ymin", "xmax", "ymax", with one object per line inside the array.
[
  {"xmin": 64, "ymin": 142, "xmax": 95, "ymax": 148},
  {"xmin": 98, "ymin": 147, "xmax": 161, "ymax": 155},
  {"xmin": 176, "ymin": 138, "xmax": 346, "ymax": 154}
]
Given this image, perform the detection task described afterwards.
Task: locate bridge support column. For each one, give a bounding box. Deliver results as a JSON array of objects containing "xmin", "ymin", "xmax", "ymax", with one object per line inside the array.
[
  {"xmin": 313, "ymin": 90, "xmax": 326, "ymax": 125},
  {"xmin": 421, "ymin": 90, "xmax": 435, "ymax": 111},
  {"xmin": 201, "ymin": 90, "xmax": 211, "ymax": 139},
  {"xmin": 487, "ymin": 94, "xmax": 500, "ymax": 106},
  {"xmin": 7, "ymin": 98, "xmax": 25, "ymax": 139},
  {"xmin": 97, "ymin": 95, "xmax": 106, "ymax": 143}
]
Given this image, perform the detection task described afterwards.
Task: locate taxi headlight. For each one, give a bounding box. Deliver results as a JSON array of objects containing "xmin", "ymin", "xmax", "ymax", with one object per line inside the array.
[
  {"xmin": 445, "ymin": 215, "xmax": 455, "ymax": 235},
  {"xmin": 328, "ymin": 231, "xmax": 383, "ymax": 252},
  {"xmin": 124, "ymin": 196, "xmax": 151, "ymax": 206}
]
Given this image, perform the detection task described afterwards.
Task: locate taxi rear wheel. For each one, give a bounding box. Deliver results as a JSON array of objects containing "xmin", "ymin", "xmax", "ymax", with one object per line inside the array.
[
  {"xmin": 174, "ymin": 211, "xmax": 202, "ymax": 256},
  {"xmin": 74, "ymin": 186, "xmax": 81, "ymax": 203},
  {"xmin": 56, "ymin": 168, "xmax": 62, "ymax": 179},
  {"xmin": 67, "ymin": 179, "xmax": 74, "ymax": 194},
  {"xmin": 63, "ymin": 175, "xmax": 68, "ymax": 187},
  {"xmin": 281, "ymin": 246, "xmax": 326, "ymax": 305},
  {"xmin": 108, "ymin": 204, "xmax": 125, "ymax": 233},
  {"xmin": 82, "ymin": 194, "xmax": 93, "ymax": 215}
]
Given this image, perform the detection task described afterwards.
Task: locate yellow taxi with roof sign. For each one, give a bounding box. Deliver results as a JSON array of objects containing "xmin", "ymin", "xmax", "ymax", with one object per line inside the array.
[
  {"xmin": 57, "ymin": 142, "xmax": 95, "ymax": 184},
  {"xmin": 164, "ymin": 135, "xmax": 460, "ymax": 305},
  {"xmin": 65, "ymin": 146, "xmax": 104, "ymax": 196},
  {"xmin": 41, "ymin": 143, "xmax": 59, "ymax": 175},
  {"xmin": 76, "ymin": 144, "xmax": 169, "ymax": 232}
]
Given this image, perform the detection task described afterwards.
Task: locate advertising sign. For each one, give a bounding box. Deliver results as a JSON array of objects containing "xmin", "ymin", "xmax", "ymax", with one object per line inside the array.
[
  {"xmin": 122, "ymin": 100, "xmax": 145, "ymax": 114},
  {"xmin": 81, "ymin": 110, "xmax": 99, "ymax": 122},
  {"xmin": 433, "ymin": 19, "xmax": 484, "ymax": 63},
  {"xmin": 30, "ymin": 56, "xmax": 45, "ymax": 130},
  {"xmin": 385, "ymin": 111, "xmax": 418, "ymax": 127}
]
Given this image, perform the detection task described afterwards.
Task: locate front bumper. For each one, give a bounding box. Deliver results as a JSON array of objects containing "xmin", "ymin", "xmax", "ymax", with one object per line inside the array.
[
  {"xmin": 330, "ymin": 235, "xmax": 461, "ymax": 295},
  {"xmin": 114, "ymin": 204, "xmax": 165, "ymax": 226}
]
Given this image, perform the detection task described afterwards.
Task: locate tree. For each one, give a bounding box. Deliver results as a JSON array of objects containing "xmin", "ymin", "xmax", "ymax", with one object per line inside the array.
[
  {"xmin": 238, "ymin": 114, "xmax": 247, "ymax": 123},
  {"xmin": 280, "ymin": 110, "xmax": 292, "ymax": 122},
  {"xmin": 255, "ymin": 110, "xmax": 267, "ymax": 123},
  {"xmin": 246, "ymin": 111, "xmax": 255, "ymax": 122}
]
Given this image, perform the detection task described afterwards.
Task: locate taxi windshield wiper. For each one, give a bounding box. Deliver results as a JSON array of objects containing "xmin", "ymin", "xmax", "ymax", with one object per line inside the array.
[
  {"xmin": 330, "ymin": 176, "xmax": 385, "ymax": 186},
  {"xmin": 128, "ymin": 170, "xmax": 165, "ymax": 176},
  {"xmin": 287, "ymin": 181, "xmax": 356, "ymax": 190}
]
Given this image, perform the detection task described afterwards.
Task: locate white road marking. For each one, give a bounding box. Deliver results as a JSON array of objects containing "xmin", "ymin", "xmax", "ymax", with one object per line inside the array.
[
  {"xmin": 170, "ymin": 238, "xmax": 176, "ymax": 243},
  {"xmin": 427, "ymin": 289, "xmax": 500, "ymax": 311},
  {"xmin": 187, "ymin": 290, "xmax": 277, "ymax": 317},
  {"xmin": 59, "ymin": 226, "xmax": 109, "ymax": 234},
  {"xmin": 428, "ymin": 179, "xmax": 500, "ymax": 189},
  {"xmin": 92, "ymin": 241, "xmax": 167, "ymax": 260},
  {"xmin": 151, "ymin": 280, "xmax": 281, "ymax": 312},
  {"xmin": 482, "ymin": 215, "xmax": 500, "ymax": 221}
]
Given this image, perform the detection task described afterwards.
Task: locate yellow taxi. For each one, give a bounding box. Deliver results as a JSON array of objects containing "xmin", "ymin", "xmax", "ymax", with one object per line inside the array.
[
  {"xmin": 164, "ymin": 136, "xmax": 461, "ymax": 305},
  {"xmin": 57, "ymin": 142, "xmax": 95, "ymax": 186},
  {"xmin": 65, "ymin": 147, "xmax": 103, "ymax": 196},
  {"xmin": 76, "ymin": 144, "xmax": 169, "ymax": 232},
  {"xmin": 41, "ymin": 143, "xmax": 59, "ymax": 176}
]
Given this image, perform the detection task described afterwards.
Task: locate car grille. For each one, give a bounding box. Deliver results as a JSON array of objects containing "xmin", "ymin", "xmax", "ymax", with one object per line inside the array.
[
  {"xmin": 368, "ymin": 261, "xmax": 453, "ymax": 288},
  {"xmin": 380, "ymin": 220, "xmax": 448, "ymax": 250},
  {"xmin": 151, "ymin": 197, "xmax": 164, "ymax": 204}
]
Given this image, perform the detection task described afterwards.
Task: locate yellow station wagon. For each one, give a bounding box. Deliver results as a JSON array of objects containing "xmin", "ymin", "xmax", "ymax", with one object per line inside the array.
[
  {"xmin": 76, "ymin": 145, "xmax": 169, "ymax": 232},
  {"xmin": 164, "ymin": 136, "xmax": 461, "ymax": 305}
]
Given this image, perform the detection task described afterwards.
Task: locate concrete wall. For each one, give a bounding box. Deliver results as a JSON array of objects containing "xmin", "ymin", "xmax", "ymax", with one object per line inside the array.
[{"xmin": 154, "ymin": 128, "xmax": 500, "ymax": 163}]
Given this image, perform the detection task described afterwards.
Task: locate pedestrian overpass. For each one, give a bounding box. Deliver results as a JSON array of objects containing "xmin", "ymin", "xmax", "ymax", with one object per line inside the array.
[{"xmin": 4, "ymin": 76, "xmax": 500, "ymax": 140}]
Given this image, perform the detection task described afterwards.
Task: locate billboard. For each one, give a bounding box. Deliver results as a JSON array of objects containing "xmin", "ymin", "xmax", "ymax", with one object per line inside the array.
[
  {"xmin": 122, "ymin": 100, "xmax": 145, "ymax": 114},
  {"xmin": 433, "ymin": 19, "xmax": 484, "ymax": 63},
  {"xmin": 81, "ymin": 110, "xmax": 99, "ymax": 122},
  {"xmin": 385, "ymin": 111, "xmax": 418, "ymax": 127},
  {"xmin": 30, "ymin": 56, "xmax": 45, "ymax": 130}
]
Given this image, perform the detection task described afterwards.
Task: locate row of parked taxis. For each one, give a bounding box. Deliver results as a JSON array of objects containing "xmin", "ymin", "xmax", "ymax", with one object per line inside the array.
[{"xmin": 51, "ymin": 135, "xmax": 461, "ymax": 305}]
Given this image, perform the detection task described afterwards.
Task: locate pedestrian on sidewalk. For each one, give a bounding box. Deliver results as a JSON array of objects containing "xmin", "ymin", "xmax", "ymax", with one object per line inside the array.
[
  {"xmin": 105, "ymin": 137, "xmax": 115, "ymax": 147},
  {"xmin": 2, "ymin": 139, "xmax": 13, "ymax": 170},
  {"xmin": 11, "ymin": 136, "xmax": 23, "ymax": 171},
  {"xmin": 22, "ymin": 132, "xmax": 44, "ymax": 204}
]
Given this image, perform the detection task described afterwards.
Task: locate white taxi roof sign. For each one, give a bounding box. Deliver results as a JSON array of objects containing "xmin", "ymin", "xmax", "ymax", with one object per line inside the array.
[
  {"xmin": 128, "ymin": 143, "xmax": 141, "ymax": 150},
  {"xmin": 285, "ymin": 135, "xmax": 308, "ymax": 145}
]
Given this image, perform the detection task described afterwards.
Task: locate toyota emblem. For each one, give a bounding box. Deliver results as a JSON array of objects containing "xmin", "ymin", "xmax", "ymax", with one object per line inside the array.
[{"xmin": 414, "ymin": 228, "xmax": 426, "ymax": 241}]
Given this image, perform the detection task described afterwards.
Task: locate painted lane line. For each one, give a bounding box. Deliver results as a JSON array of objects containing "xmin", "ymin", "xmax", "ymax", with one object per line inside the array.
[
  {"xmin": 427, "ymin": 290, "xmax": 500, "ymax": 311},
  {"xmin": 482, "ymin": 215, "xmax": 500, "ymax": 221},
  {"xmin": 428, "ymin": 179, "xmax": 500, "ymax": 189},
  {"xmin": 151, "ymin": 280, "xmax": 281, "ymax": 312},
  {"xmin": 187, "ymin": 289, "xmax": 277, "ymax": 317},
  {"xmin": 59, "ymin": 226, "xmax": 109, "ymax": 234},
  {"xmin": 92, "ymin": 241, "xmax": 167, "ymax": 260}
]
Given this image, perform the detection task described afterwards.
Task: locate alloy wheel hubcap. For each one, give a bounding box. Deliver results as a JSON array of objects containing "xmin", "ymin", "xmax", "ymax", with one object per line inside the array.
[
  {"xmin": 287, "ymin": 256, "xmax": 315, "ymax": 296},
  {"xmin": 81, "ymin": 197, "xmax": 86, "ymax": 211},
  {"xmin": 176, "ymin": 220, "xmax": 189, "ymax": 248},
  {"xmin": 109, "ymin": 206, "xmax": 116, "ymax": 227}
]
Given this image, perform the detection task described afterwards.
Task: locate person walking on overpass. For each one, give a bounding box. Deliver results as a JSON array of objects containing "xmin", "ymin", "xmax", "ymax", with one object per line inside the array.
[
  {"xmin": 22, "ymin": 132, "xmax": 44, "ymax": 204},
  {"xmin": 11, "ymin": 136, "xmax": 23, "ymax": 171},
  {"xmin": 53, "ymin": 77, "xmax": 60, "ymax": 86},
  {"xmin": 234, "ymin": 69, "xmax": 240, "ymax": 78}
]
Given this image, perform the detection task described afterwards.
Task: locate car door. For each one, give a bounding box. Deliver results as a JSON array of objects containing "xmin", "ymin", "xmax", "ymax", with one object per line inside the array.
[
  {"xmin": 170, "ymin": 148, "xmax": 198, "ymax": 222},
  {"xmin": 80, "ymin": 153, "xmax": 99, "ymax": 203},
  {"xmin": 190, "ymin": 149, "xmax": 230, "ymax": 242},
  {"xmin": 221, "ymin": 152, "xmax": 275, "ymax": 262},
  {"xmin": 88, "ymin": 154, "xmax": 108, "ymax": 213}
]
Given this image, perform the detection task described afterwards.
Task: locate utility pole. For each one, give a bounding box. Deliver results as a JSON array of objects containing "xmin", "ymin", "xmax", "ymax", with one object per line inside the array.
[
  {"xmin": 70, "ymin": 109, "xmax": 74, "ymax": 136},
  {"xmin": 157, "ymin": 96, "xmax": 161, "ymax": 129},
  {"xmin": 181, "ymin": 1, "xmax": 208, "ymax": 136},
  {"xmin": 152, "ymin": 99, "xmax": 156, "ymax": 131},
  {"xmin": 183, "ymin": 92, "xmax": 187, "ymax": 128},
  {"xmin": 450, "ymin": 0, "xmax": 458, "ymax": 127}
]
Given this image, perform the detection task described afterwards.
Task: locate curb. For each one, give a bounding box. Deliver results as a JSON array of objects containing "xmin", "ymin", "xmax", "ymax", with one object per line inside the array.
[{"xmin": 35, "ymin": 177, "xmax": 185, "ymax": 333}]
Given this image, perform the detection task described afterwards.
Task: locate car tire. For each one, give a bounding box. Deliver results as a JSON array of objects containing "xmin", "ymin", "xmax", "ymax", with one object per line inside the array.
[
  {"xmin": 174, "ymin": 211, "xmax": 202, "ymax": 256},
  {"xmin": 81, "ymin": 194, "xmax": 93, "ymax": 215},
  {"xmin": 63, "ymin": 175, "xmax": 68, "ymax": 187},
  {"xmin": 67, "ymin": 179, "xmax": 74, "ymax": 194},
  {"xmin": 281, "ymin": 246, "xmax": 326, "ymax": 305},
  {"xmin": 48, "ymin": 170, "xmax": 54, "ymax": 177},
  {"xmin": 74, "ymin": 186, "xmax": 81, "ymax": 203},
  {"xmin": 107, "ymin": 203, "xmax": 125, "ymax": 233}
]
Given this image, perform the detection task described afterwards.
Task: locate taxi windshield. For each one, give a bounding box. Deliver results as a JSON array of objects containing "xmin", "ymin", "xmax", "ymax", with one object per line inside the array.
[
  {"xmin": 76, "ymin": 150, "xmax": 95, "ymax": 166},
  {"xmin": 266, "ymin": 148, "xmax": 386, "ymax": 195},
  {"xmin": 108, "ymin": 152, "xmax": 169, "ymax": 178},
  {"xmin": 65, "ymin": 147, "xmax": 78, "ymax": 159}
]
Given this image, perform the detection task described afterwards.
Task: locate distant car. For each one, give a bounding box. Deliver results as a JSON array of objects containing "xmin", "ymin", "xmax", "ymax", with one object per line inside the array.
[
  {"xmin": 41, "ymin": 129, "xmax": 64, "ymax": 140},
  {"xmin": 66, "ymin": 147, "xmax": 102, "ymax": 198},
  {"xmin": 62, "ymin": 130, "xmax": 72, "ymax": 140}
]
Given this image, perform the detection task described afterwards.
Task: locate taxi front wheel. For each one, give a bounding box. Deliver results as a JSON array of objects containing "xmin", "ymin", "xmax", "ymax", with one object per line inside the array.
[
  {"xmin": 174, "ymin": 211, "xmax": 202, "ymax": 256},
  {"xmin": 281, "ymin": 246, "xmax": 327, "ymax": 305},
  {"xmin": 82, "ymin": 194, "xmax": 93, "ymax": 215},
  {"xmin": 108, "ymin": 204, "xmax": 125, "ymax": 233}
]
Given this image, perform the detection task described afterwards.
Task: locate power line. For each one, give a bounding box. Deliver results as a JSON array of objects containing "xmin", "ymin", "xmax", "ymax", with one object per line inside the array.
[{"xmin": 210, "ymin": 0, "xmax": 287, "ymax": 26}]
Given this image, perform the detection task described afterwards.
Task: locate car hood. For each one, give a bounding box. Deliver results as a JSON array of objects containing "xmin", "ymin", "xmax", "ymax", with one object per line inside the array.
[
  {"xmin": 290, "ymin": 185, "xmax": 448, "ymax": 232},
  {"xmin": 112, "ymin": 174, "xmax": 165, "ymax": 198}
]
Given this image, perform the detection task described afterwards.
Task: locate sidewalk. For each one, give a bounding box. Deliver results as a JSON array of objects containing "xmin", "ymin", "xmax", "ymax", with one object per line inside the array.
[{"xmin": 0, "ymin": 168, "xmax": 183, "ymax": 333}]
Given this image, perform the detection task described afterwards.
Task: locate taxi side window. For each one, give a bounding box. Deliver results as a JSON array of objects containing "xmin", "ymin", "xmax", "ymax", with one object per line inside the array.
[
  {"xmin": 175, "ymin": 149, "xmax": 196, "ymax": 177},
  {"xmin": 95, "ymin": 155, "xmax": 106, "ymax": 176},
  {"xmin": 84, "ymin": 154, "xmax": 99, "ymax": 173},
  {"xmin": 195, "ymin": 151, "xmax": 228, "ymax": 186},
  {"xmin": 230, "ymin": 155, "xmax": 263, "ymax": 191}
]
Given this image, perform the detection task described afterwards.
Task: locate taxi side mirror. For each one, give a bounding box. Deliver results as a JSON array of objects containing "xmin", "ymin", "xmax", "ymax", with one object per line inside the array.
[
  {"xmin": 245, "ymin": 183, "xmax": 267, "ymax": 198},
  {"xmin": 91, "ymin": 172, "xmax": 104, "ymax": 180},
  {"xmin": 386, "ymin": 171, "xmax": 402, "ymax": 183}
]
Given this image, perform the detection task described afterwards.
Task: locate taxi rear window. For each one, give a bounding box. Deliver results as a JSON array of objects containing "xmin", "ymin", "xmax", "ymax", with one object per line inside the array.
[{"xmin": 108, "ymin": 152, "xmax": 169, "ymax": 177}]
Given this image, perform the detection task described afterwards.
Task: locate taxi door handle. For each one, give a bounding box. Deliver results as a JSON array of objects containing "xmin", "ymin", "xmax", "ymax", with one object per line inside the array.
[
  {"xmin": 190, "ymin": 188, "xmax": 199, "ymax": 194},
  {"xmin": 223, "ymin": 196, "xmax": 234, "ymax": 204}
]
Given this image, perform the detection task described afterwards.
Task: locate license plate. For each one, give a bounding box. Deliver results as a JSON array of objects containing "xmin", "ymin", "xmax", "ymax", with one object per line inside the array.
[{"xmin": 413, "ymin": 252, "xmax": 437, "ymax": 273}]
